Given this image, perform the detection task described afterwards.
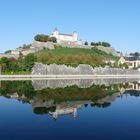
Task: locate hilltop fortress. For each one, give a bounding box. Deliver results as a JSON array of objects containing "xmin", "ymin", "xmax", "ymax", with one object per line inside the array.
[
  {"xmin": 49, "ymin": 28, "xmax": 82, "ymax": 45},
  {"xmin": 0, "ymin": 28, "xmax": 119, "ymax": 58}
]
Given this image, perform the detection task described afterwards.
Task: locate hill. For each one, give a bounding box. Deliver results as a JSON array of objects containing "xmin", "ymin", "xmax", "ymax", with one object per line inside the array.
[
  {"xmin": 35, "ymin": 46, "xmax": 119, "ymax": 67},
  {"xmin": 0, "ymin": 45, "xmax": 119, "ymax": 74}
]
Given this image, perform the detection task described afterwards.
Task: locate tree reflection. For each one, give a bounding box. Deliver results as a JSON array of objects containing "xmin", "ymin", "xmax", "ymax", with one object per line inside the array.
[{"xmin": 0, "ymin": 80, "xmax": 140, "ymax": 119}]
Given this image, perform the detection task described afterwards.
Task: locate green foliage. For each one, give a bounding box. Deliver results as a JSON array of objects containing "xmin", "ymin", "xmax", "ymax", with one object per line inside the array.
[
  {"xmin": 0, "ymin": 57, "xmax": 10, "ymax": 65},
  {"xmin": 34, "ymin": 34, "xmax": 57, "ymax": 43},
  {"xmin": 91, "ymin": 42, "xmax": 96, "ymax": 46},
  {"xmin": 22, "ymin": 44, "xmax": 32, "ymax": 49},
  {"xmin": 48, "ymin": 37, "xmax": 57, "ymax": 43},
  {"xmin": 91, "ymin": 41, "xmax": 111, "ymax": 47},
  {"xmin": 21, "ymin": 53, "xmax": 37, "ymax": 71},
  {"xmin": 33, "ymin": 106, "xmax": 56, "ymax": 115},
  {"xmin": 4, "ymin": 50, "xmax": 11, "ymax": 54},
  {"xmin": 35, "ymin": 46, "xmax": 118, "ymax": 66},
  {"xmin": 0, "ymin": 80, "xmax": 120, "ymax": 104},
  {"xmin": 34, "ymin": 34, "xmax": 49, "ymax": 42},
  {"xmin": 0, "ymin": 45, "xmax": 118, "ymax": 74},
  {"xmin": 119, "ymin": 63, "xmax": 129, "ymax": 69},
  {"xmin": 130, "ymin": 52, "xmax": 140, "ymax": 57},
  {"xmin": 17, "ymin": 44, "xmax": 32, "ymax": 50},
  {"xmin": 0, "ymin": 81, "xmax": 35, "ymax": 99},
  {"xmin": 0, "ymin": 53, "xmax": 37, "ymax": 74},
  {"xmin": 84, "ymin": 41, "xmax": 88, "ymax": 45}
]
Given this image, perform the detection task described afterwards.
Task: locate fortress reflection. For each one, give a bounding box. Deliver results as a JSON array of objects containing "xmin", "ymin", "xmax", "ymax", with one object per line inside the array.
[{"xmin": 0, "ymin": 80, "xmax": 140, "ymax": 119}]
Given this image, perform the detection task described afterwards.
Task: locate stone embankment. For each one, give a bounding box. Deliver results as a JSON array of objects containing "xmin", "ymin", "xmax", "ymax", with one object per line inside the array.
[
  {"xmin": 32, "ymin": 63, "xmax": 140, "ymax": 76},
  {"xmin": 1, "ymin": 64, "xmax": 140, "ymax": 80}
]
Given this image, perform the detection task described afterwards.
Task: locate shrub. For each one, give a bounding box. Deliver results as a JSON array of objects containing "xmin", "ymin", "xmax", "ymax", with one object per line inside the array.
[
  {"xmin": 34, "ymin": 34, "xmax": 57, "ymax": 43},
  {"xmin": 84, "ymin": 41, "xmax": 88, "ymax": 45},
  {"xmin": 91, "ymin": 41, "xmax": 111, "ymax": 47},
  {"xmin": 4, "ymin": 50, "xmax": 11, "ymax": 54}
]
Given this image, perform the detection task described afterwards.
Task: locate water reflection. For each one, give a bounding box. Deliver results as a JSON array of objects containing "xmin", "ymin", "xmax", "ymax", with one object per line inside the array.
[
  {"xmin": 0, "ymin": 79, "xmax": 140, "ymax": 119},
  {"xmin": 32, "ymin": 78, "xmax": 140, "ymax": 89}
]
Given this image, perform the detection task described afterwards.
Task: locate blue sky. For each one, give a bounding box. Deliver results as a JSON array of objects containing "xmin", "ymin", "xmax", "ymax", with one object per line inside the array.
[{"xmin": 0, "ymin": 0, "xmax": 140, "ymax": 53}]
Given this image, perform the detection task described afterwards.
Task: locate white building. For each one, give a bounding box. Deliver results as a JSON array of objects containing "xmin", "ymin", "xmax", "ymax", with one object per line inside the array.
[
  {"xmin": 49, "ymin": 107, "xmax": 78, "ymax": 119},
  {"xmin": 118, "ymin": 55, "xmax": 140, "ymax": 69},
  {"xmin": 50, "ymin": 28, "xmax": 81, "ymax": 45}
]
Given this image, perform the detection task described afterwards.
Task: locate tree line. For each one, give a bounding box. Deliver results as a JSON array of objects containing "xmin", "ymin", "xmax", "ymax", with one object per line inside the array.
[
  {"xmin": 34, "ymin": 34, "xmax": 57, "ymax": 43},
  {"xmin": 130, "ymin": 52, "xmax": 140, "ymax": 57},
  {"xmin": 84, "ymin": 41, "xmax": 111, "ymax": 47},
  {"xmin": 0, "ymin": 53, "xmax": 37, "ymax": 74}
]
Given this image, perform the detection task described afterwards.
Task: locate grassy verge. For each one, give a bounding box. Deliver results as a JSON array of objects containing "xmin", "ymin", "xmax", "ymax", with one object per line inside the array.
[{"xmin": 2, "ymin": 71, "xmax": 31, "ymax": 75}]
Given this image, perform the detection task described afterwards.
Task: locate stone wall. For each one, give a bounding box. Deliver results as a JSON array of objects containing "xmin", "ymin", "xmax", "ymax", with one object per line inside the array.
[
  {"xmin": 32, "ymin": 40, "xmax": 55, "ymax": 50},
  {"xmin": 32, "ymin": 78, "xmax": 139, "ymax": 90},
  {"xmin": 32, "ymin": 40, "xmax": 92, "ymax": 49},
  {"xmin": 32, "ymin": 63, "xmax": 140, "ymax": 76},
  {"xmin": 0, "ymin": 53, "xmax": 19, "ymax": 59},
  {"xmin": 6, "ymin": 41, "xmax": 119, "ymax": 58},
  {"xmin": 31, "ymin": 40, "xmax": 119, "ymax": 56},
  {"xmin": 95, "ymin": 45, "xmax": 119, "ymax": 56}
]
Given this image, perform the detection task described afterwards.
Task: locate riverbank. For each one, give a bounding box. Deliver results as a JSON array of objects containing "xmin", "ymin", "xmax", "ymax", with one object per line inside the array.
[{"xmin": 1, "ymin": 74, "xmax": 140, "ymax": 80}]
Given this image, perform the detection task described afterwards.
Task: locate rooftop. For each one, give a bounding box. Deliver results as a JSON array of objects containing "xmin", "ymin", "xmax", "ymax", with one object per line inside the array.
[
  {"xmin": 59, "ymin": 33, "xmax": 73, "ymax": 37},
  {"xmin": 124, "ymin": 56, "xmax": 140, "ymax": 61}
]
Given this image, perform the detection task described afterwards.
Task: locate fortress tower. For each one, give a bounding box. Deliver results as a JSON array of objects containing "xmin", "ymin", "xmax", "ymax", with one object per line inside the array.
[{"xmin": 73, "ymin": 31, "xmax": 78, "ymax": 41}]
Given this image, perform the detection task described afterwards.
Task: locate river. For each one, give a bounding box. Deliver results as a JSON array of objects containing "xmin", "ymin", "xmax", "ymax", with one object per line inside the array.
[{"xmin": 0, "ymin": 78, "xmax": 140, "ymax": 140}]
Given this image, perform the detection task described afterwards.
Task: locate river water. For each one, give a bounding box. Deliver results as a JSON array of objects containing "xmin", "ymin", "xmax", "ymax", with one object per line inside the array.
[{"xmin": 0, "ymin": 79, "xmax": 140, "ymax": 140}]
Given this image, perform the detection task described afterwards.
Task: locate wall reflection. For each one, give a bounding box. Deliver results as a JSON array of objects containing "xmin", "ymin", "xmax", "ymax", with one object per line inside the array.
[{"xmin": 0, "ymin": 79, "xmax": 140, "ymax": 119}]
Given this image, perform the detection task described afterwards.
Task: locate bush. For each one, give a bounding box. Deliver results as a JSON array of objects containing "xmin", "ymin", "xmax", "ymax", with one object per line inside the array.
[
  {"xmin": 84, "ymin": 41, "xmax": 88, "ymax": 45},
  {"xmin": 22, "ymin": 44, "xmax": 32, "ymax": 49},
  {"xmin": 34, "ymin": 34, "xmax": 49, "ymax": 42},
  {"xmin": 119, "ymin": 63, "xmax": 129, "ymax": 69},
  {"xmin": 4, "ymin": 50, "xmax": 11, "ymax": 54},
  {"xmin": 130, "ymin": 52, "xmax": 140, "ymax": 57},
  {"xmin": 48, "ymin": 37, "xmax": 57, "ymax": 43},
  {"xmin": 22, "ymin": 53, "xmax": 37, "ymax": 71},
  {"xmin": 0, "ymin": 53, "xmax": 37, "ymax": 73},
  {"xmin": 34, "ymin": 34, "xmax": 57, "ymax": 43},
  {"xmin": 91, "ymin": 41, "xmax": 111, "ymax": 47}
]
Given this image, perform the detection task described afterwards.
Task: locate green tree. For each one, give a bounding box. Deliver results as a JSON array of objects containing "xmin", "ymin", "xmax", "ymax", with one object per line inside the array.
[
  {"xmin": 90, "ymin": 41, "xmax": 111, "ymax": 47},
  {"xmin": 0, "ymin": 57, "xmax": 17, "ymax": 72},
  {"xmin": 22, "ymin": 44, "xmax": 32, "ymax": 49},
  {"xmin": 130, "ymin": 52, "xmax": 139, "ymax": 57},
  {"xmin": 4, "ymin": 50, "xmax": 11, "ymax": 54},
  {"xmin": 34, "ymin": 34, "xmax": 56, "ymax": 43},
  {"xmin": 22, "ymin": 53, "xmax": 37, "ymax": 71},
  {"xmin": 44, "ymin": 35, "xmax": 49, "ymax": 42},
  {"xmin": 84, "ymin": 41, "xmax": 88, "ymax": 45},
  {"xmin": 96, "ymin": 42, "xmax": 102, "ymax": 46},
  {"xmin": 91, "ymin": 42, "xmax": 96, "ymax": 46},
  {"xmin": 101, "ymin": 42, "xmax": 111, "ymax": 47},
  {"xmin": 0, "ymin": 57, "xmax": 10, "ymax": 67},
  {"xmin": 48, "ymin": 37, "xmax": 57, "ymax": 43}
]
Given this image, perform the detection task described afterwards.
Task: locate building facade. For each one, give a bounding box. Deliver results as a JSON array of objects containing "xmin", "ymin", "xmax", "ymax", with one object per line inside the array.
[
  {"xmin": 118, "ymin": 55, "xmax": 140, "ymax": 69},
  {"xmin": 50, "ymin": 28, "xmax": 81, "ymax": 44}
]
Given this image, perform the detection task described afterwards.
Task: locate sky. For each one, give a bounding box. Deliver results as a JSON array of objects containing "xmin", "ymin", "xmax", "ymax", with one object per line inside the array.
[{"xmin": 0, "ymin": 0, "xmax": 140, "ymax": 53}]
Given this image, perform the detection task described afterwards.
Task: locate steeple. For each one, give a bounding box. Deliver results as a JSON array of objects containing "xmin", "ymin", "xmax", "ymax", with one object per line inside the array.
[
  {"xmin": 120, "ymin": 52, "xmax": 123, "ymax": 57},
  {"xmin": 54, "ymin": 27, "xmax": 58, "ymax": 32},
  {"xmin": 73, "ymin": 31, "xmax": 78, "ymax": 41},
  {"xmin": 53, "ymin": 27, "xmax": 59, "ymax": 36}
]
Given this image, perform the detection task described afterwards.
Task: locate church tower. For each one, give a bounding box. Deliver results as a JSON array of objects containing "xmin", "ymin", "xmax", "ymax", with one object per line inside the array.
[
  {"xmin": 53, "ymin": 27, "xmax": 59, "ymax": 38},
  {"xmin": 73, "ymin": 31, "xmax": 78, "ymax": 41}
]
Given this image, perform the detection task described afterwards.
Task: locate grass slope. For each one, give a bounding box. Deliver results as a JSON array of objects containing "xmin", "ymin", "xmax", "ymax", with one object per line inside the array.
[{"xmin": 35, "ymin": 46, "xmax": 118, "ymax": 67}]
